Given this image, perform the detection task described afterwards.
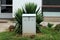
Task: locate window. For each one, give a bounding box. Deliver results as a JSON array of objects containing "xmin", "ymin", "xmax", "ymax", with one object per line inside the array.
[
  {"xmin": 43, "ymin": 0, "xmax": 60, "ymax": 12},
  {"xmin": 43, "ymin": 7, "xmax": 60, "ymax": 12},
  {"xmin": 1, "ymin": 0, "xmax": 12, "ymax": 5},
  {"xmin": 1, "ymin": 6, "xmax": 12, "ymax": 13},
  {"xmin": 1, "ymin": 0, "xmax": 12, "ymax": 13},
  {"xmin": 43, "ymin": 0, "xmax": 60, "ymax": 5}
]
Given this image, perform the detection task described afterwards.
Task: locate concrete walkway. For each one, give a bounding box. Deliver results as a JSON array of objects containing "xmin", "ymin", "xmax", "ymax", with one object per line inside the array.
[
  {"xmin": 0, "ymin": 20, "xmax": 60, "ymax": 32},
  {"xmin": 40, "ymin": 22, "xmax": 60, "ymax": 27},
  {"xmin": 0, "ymin": 20, "xmax": 15, "ymax": 32}
]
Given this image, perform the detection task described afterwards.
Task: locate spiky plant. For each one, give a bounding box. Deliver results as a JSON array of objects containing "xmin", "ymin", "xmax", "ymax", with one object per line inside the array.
[
  {"xmin": 36, "ymin": 13, "xmax": 43, "ymax": 24},
  {"xmin": 15, "ymin": 9, "xmax": 23, "ymax": 34},
  {"xmin": 15, "ymin": 3, "xmax": 43, "ymax": 34},
  {"xmin": 36, "ymin": 13, "xmax": 43, "ymax": 33},
  {"xmin": 22, "ymin": 3, "xmax": 40, "ymax": 14}
]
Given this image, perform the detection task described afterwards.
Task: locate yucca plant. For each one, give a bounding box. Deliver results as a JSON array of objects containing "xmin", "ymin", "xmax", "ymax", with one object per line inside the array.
[
  {"xmin": 24, "ymin": 3, "xmax": 43, "ymax": 33},
  {"xmin": 36, "ymin": 13, "xmax": 43, "ymax": 24},
  {"xmin": 15, "ymin": 3, "xmax": 43, "ymax": 34},
  {"xmin": 15, "ymin": 9, "xmax": 23, "ymax": 34},
  {"xmin": 23, "ymin": 3, "xmax": 40, "ymax": 13},
  {"xmin": 36, "ymin": 13, "xmax": 43, "ymax": 33}
]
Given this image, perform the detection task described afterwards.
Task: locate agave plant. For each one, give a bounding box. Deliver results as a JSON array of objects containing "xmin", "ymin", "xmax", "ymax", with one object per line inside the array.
[{"xmin": 15, "ymin": 9, "xmax": 23, "ymax": 34}]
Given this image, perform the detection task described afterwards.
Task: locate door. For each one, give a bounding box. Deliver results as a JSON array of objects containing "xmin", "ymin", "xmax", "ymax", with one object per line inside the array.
[{"xmin": 0, "ymin": 0, "xmax": 13, "ymax": 18}]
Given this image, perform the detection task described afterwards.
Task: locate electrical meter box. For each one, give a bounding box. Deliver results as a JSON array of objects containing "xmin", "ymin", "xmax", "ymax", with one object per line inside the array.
[{"xmin": 22, "ymin": 14, "xmax": 36, "ymax": 36}]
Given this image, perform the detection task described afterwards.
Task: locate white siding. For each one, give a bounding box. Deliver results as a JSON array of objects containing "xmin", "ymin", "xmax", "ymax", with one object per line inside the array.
[
  {"xmin": 0, "ymin": 0, "xmax": 42, "ymax": 18},
  {"xmin": 43, "ymin": 12, "xmax": 60, "ymax": 17},
  {"xmin": 13, "ymin": 0, "xmax": 42, "ymax": 17},
  {"xmin": 0, "ymin": 13, "xmax": 12, "ymax": 18},
  {"xmin": 0, "ymin": 0, "xmax": 12, "ymax": 18}
]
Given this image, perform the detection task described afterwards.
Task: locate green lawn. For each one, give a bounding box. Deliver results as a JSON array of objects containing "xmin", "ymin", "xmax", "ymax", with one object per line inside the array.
[{"xmin": 0, "ymin": 27, "xmax": 60, "ymax": 40}]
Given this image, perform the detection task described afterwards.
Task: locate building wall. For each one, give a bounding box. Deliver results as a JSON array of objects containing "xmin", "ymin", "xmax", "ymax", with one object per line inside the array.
[
  {"xmin": 0, "ymin": 0, "xmax": 42, "ymax": 18},
  {"xmin": 44, "ymin": 16, "xmax": 60, "ymax": 22},
  {"xmin": 43, "ymin": 12, "xmax": 60, "ymax": 22},
  {"xmin": 43, "ymin": 0, "xmax": 60, "ymax": 22},
  {"xmin": 13, "ymin": 0, "xmax": 42, "ymax": 17},
  {"xmin": 0, "ymin": 0, "xmax": 12, "ymax": 18},
  {"xmin": 0, "ymin": 13, "xmax": 12, "ymax": 18},
  {"xmin": 43, "ymin": 12, "xmax": 60, "ymax": 17}
]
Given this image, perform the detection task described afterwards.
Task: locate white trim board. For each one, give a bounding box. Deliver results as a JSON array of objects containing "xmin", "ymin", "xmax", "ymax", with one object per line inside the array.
[
  {"xmin": 43, "ymin": 12, "xmax": 60, "ymax": 17},
  {"xmin": 0, "ymin": 13, "xmax": 12, "ymax": 18}
]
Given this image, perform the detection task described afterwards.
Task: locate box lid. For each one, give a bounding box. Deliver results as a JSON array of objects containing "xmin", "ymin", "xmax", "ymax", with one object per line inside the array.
[{"xmin": 22, "ymin": 14, "xmax": 36, "ymax": 17}]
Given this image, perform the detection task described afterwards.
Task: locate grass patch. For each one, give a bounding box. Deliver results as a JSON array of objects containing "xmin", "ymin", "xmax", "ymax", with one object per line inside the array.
[{"xmin": 0, "ymin": 27, "xmax": 60, "ymax": 40}]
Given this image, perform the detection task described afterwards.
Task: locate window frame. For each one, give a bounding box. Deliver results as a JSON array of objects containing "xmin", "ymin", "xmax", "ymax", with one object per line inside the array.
[
  {"xmin": 1, "ymin": 0, "xmax": 12, "ymax": 5},
  {"xmin": 1, "ymin": 0, "xmax": 13, "ymax": 13},
  {"xmin": 43, "ymin": 0, "xmax": 60, "ymax": 12},
  {"xmin": 43, "ymin": 7, "xmax": 60, "ymax": 12},
  {"xmin": 43, "ymin": 0, "xmax": 60, "ymax": 5}
]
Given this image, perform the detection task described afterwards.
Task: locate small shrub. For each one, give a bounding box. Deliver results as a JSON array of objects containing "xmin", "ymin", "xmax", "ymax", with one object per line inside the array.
[
  {"xmin": 47, "ymin": 23, "xmax": 53, "ymax": 28},
  {"xmin": 54, "ymin": 24, "xmax": 60, "ymax": 31}
]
